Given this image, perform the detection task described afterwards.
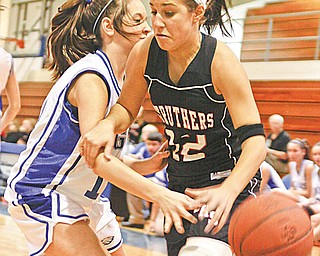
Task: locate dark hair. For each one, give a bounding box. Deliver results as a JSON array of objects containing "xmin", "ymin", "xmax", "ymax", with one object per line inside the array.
[
  {"xmin": 46, "ymin": 0, "xmax": 140, "ymax": 80},
  {"xmin": 147, "ymin": 132, "xmax": 163, "ymax": 143},
  {"xmin": 185, "ymin": 0, "xmax": 233, "ymax": 36},
  {"xmin": 289, "ymin": 138, "xmax": 310, "ymax": 160}
]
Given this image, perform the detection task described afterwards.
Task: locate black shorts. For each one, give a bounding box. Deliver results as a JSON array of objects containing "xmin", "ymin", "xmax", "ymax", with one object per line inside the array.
[{"xmin": 164, "ymin": 179, "xmax": 260, "ymax": 256}]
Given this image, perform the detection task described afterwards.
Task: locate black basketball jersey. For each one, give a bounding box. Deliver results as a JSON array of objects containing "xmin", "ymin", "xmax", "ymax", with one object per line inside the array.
[{"xmin": 144, "ymin": 34, "xmax": 241, "ymax": 188}]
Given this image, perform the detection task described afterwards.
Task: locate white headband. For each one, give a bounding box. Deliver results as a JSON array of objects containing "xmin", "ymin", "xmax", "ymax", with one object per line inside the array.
[
  {"xmin": 92, "ymin": 0, "xmax": 114, "ymax": 34},
  {"xmin": 193, "ymin": 0, "xmax": 207, "ymax": 9}
]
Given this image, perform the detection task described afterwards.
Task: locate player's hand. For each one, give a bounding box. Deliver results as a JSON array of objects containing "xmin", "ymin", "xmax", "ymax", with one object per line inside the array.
[
  {"xmin": 185, "ymin": 184, "xmax": 238, "ymax": 235},
  {"xmin": 79, "ymin": 121, "xmax": 116, "ymax": 168},
  {"xmin": 156, "ymin": 189, "xmax": 200, "ymax": 234}
]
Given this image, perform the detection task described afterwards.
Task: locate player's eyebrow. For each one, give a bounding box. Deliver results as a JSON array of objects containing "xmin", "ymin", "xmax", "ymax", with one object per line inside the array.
[{"xmin": 150, "ymin": 1, "xmax": 178, "ymax": 7}]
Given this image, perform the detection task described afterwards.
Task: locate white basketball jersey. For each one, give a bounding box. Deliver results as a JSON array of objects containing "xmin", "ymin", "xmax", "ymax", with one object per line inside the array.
[{"xmin": 5, "ymin": 50, "xmax": 124, "ymax": 208}]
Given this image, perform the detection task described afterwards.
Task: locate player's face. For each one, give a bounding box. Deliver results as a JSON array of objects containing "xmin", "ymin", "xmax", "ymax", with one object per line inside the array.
[
  {"xmin": 146, "ymin": 140, "xmax": 162, "ymax": 155},
  {"xmin": 122, "ymin": 0, "xmax": 151, "ymax": 44},
  {"xmin": 149, "ymin": 0, "xmax": 198, "ymax": 51},
  {"xmin": 312, "ymin": 145, "xmax": 320, "ymax": 166},
  {"xmin": 287, "ymin": 142, "xmax": 305, "ymax": 163}
]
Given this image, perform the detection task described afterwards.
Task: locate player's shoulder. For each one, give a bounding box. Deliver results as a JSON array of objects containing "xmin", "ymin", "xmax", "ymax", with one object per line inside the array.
[
  {"xmin": 131, "ymin": 33, "xmax": 154, "ymax": 56},
  {"xmin": 127, "ymin": 34, "xmax": 155, "ymax": 72}
]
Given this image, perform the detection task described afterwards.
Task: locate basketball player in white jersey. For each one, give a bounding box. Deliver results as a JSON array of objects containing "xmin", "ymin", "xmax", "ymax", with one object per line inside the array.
[{"xmin": 4, "ymin": 1, "xmax": 199, "ymax": 255}]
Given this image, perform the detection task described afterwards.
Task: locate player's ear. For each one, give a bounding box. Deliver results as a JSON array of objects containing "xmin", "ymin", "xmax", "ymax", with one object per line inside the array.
[
  {"xmin": 100, "ymin": 17, "xmax": 115, "ymax": 36},
  {"xmin": 193, "ymin": 4, "xmax": 205, "ymax": 24}
]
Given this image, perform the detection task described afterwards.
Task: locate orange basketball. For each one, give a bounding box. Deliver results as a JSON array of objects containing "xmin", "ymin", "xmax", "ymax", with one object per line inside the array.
[{"xmin": 228, "ymin": 193, "xmax": 313, "ymax": 256}]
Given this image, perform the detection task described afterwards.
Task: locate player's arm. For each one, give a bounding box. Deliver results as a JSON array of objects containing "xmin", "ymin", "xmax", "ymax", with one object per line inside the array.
[
  {"xmin": 0, "ymin": 65, "xmax": 21, "ymax": 132},
  {"xmin": 186, "ymin": 40, "xmax": 266, "ymax": 234},
  {"xmin": 93, "ymin": 153, "xmax": 199, "ymax": 234},
  {"xmin": 211, "ymin": 40, "xmax": 266, "ymax": 194},
  {"xmin": 80, "ymin": 35, "xmax": 153, "ymax": 166},
  {"xmin": 267, "ymin": 147, "xmax": 288, "ymax": 160},
  {"xmin": 123, "ymin": 141, "xmax": 169, "ymax": 175},
  {"xmin": 67, "ymin": 72, "xmax": 108, "ymax": 137}
]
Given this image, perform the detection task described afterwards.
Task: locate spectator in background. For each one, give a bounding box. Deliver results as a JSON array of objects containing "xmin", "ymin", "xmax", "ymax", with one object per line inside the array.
[
  {"xmin": 130, "ymin": 124, "xmax": 159, "ymax": 154},
  {"xmin": 128, "ymin": 106, "xmax": 148, "ymax": 145},
  {"xmin": 273, "ymin": 142, "xmax": 320, "ymax": 246},
  {"xmin": 287, "ymin": 139, "xmax": 314, "ymax": 201},
  {"xmin": 260, "ymin": 161, "xmax": 286, "ymax": 193},
  {"xmin": 122, "ymin": 132, "xmax": 166, "ymax": 229},
  {"xmin": 3, "ymin": 118, "xmax": 36, "ymax": 144},
  {"xmin": 0, "ymin": 47, "xmax": 20, "ymax": 137},
  {"xmin": 265, "ymin": 114, "xmax": 290, "ymax": 176},
  {"xmin": 16, "ymin": 118, "xmax": 36, "ymax": 144}
]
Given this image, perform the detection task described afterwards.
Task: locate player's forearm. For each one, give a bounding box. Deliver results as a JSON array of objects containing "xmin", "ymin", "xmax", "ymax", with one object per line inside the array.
[
  {"xmin": 104, "ymin": 103, "xmax": 135, "ymax": 134},
  {"xmin": 222, "ymin": 136, "xmax": 266, "ymax": 195},
  {"xmin": 122, "ymin": 155, "xmax": 158, "ymax": 175},
  {"xmin": 0, "ymin": 104, "xmax": 21, "ymax": 132},
  {"xmin": 267, "ymin": 148, "xmax": 288, "ymax": 160},
  {"xmin": 94, "ymin": 153, "xmax": 164, "ymax": 203}
]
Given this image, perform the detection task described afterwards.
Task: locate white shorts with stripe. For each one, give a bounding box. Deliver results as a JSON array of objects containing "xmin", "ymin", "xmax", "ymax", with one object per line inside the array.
[{"xmin": 7, "ymin": 192, "xmax": 122, "ymax": 255}]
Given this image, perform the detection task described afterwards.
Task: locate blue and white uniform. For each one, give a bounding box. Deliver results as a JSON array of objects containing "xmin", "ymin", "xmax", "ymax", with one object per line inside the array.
[
  {"xmin": 5, "ymin": 50, "xmax": 125, "ymax": 255},
  {"xmin": 260, "ymin": 161, "xmax": 286, "ymax": 191}
]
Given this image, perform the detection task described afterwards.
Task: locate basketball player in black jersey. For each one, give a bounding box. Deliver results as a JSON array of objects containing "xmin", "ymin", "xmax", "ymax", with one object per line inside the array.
[{"xmin": 81, "ymin": 0, "xmax": 266, "ymax": 254}]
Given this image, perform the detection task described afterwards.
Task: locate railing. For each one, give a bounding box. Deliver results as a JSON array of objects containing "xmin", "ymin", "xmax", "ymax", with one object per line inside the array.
[{"xmin": 226, "ymin": 10, "xmax": 320, "ymax": 62}]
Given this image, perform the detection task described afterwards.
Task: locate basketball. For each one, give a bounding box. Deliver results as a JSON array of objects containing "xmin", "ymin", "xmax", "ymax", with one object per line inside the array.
[{"xmin": 228, "ymin": 193, "xmax": 314, "ymax": 256}]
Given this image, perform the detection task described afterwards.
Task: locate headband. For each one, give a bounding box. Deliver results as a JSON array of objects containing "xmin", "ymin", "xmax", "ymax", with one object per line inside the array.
[
  {"xmin": 290, "ymin": 139, "xmax": 306, "ymax": 148},
  {"xmin": 92, "ymin": 0, "xmax": 114, "ymax": 34}
]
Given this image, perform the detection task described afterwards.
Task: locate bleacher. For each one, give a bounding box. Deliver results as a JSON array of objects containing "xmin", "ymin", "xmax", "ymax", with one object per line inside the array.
[{"xmin": 241, "ymin": 0, "xmax": 320, "ymax": 62}]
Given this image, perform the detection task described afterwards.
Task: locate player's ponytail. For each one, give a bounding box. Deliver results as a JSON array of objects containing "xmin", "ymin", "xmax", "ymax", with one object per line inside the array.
[
  {"xmin": 202, "ymin": 0, "xmax": 233, "ymax": 36},
  {"xmin": 46, "ymin": 0, "xmax": 120, "ymax": 79}
]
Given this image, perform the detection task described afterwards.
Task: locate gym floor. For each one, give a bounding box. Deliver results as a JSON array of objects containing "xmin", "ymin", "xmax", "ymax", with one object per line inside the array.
[{"xmin": 0, "ymin": 201, "xmax": 320, "ymax": 256}]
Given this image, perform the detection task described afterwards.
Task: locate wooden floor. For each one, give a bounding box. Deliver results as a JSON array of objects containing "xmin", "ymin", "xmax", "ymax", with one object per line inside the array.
[
  {"xmin": 0, "ymin": 213, "xmax": 320, "ymax": 256},
  {"xmin": 0, "ymin": 214, "xmax": 167, "ymax": 256}
]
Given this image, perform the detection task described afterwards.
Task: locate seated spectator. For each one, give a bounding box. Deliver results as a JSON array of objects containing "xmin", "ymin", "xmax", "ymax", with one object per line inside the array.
[
  {"xmin": 121, "ymin": 132, "xmax": 165, "ymax": 229},
  {"xmin": 282, "ymin": 142, "xmax": 320, "ymax": 246},
  {"xmin": 3, "ymin": 119, "xmax": 27, "ymax": 143},
  {"xmin": 17, "ymin": 118, "xmax": 36, "ymax": 144},
  {"xmin": 260, "ymin": 161, "xmax": 286, "ymax": 193},
  {"xmin": 128, "ymin": 106, "xmax": 148, "ymax": 145},
  {"xmin": 3, "ymin": 118, "xmax": 36, "ymax": 144},
  {"xmin": 130, "ymin": 124, "xmax": 159, "ymax": 154},
  {"xmin": 288, "ymin": 139, "xmax": 314, "ymax": 200},
  {"xmin": 265, "ymin": 114, "xmax": 290, "ymax": 176}
]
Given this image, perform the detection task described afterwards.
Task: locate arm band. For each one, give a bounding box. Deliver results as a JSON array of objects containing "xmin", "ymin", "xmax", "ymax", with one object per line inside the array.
[
  {"xmin": 302, "ymin": 205, "xmax": 315, "ymax": 217},
  {"xmin": 235, "ymin": 123, "xmax": 265, "ymax": 145}
]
